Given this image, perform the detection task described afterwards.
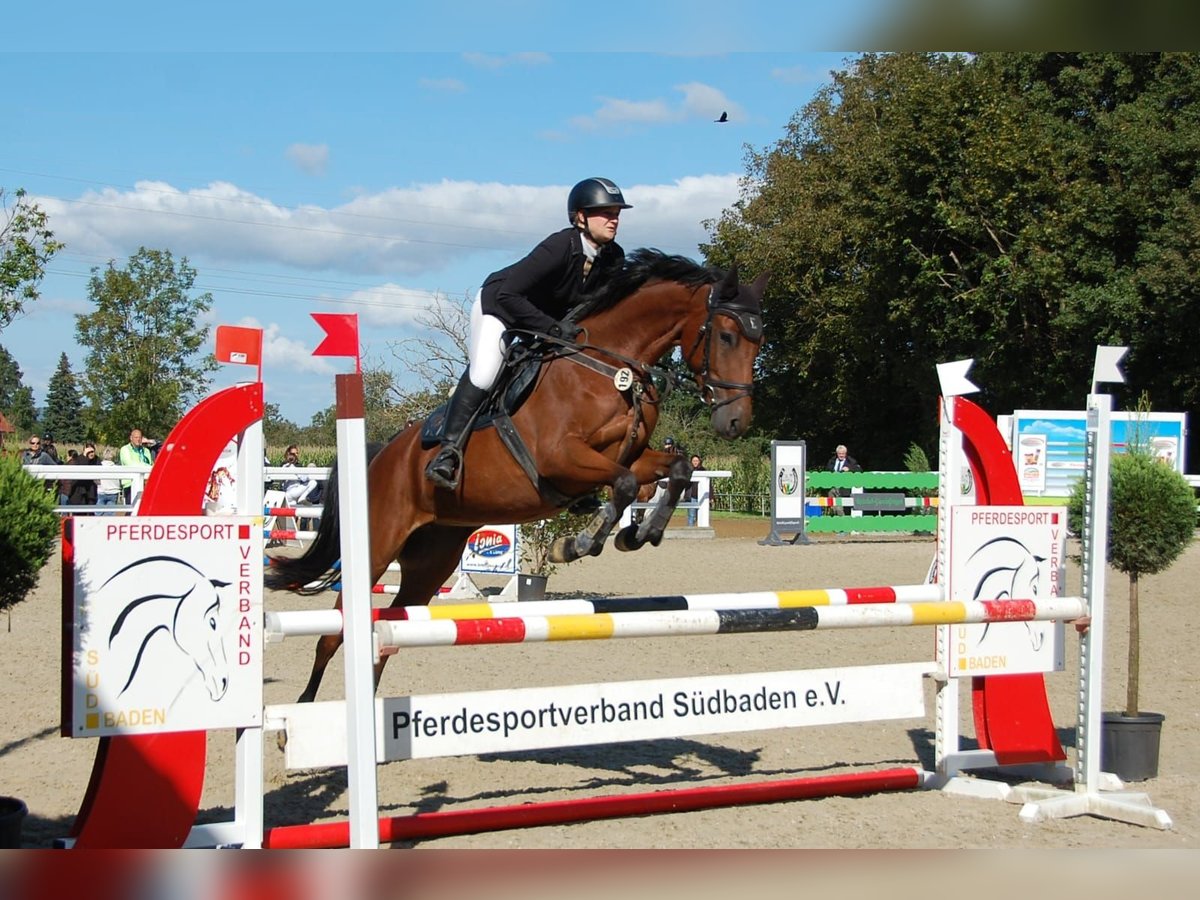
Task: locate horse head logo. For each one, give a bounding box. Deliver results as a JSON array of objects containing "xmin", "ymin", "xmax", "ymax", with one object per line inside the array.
[
  {"xmin": 967, "ymin": 536, "xmax": 1046, "ymax": 652},
  {"xmin": 100, "ymin": 555, "xmax": 232, "ymax": 701}
]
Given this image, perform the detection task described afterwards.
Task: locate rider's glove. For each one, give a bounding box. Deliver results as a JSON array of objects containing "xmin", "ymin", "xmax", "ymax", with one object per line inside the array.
[{"xmin": 548, "ymin": 321, "xmax": 582, "ymax": 342}]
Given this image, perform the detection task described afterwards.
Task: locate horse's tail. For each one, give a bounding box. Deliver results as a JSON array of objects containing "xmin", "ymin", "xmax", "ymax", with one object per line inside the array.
[{"xmin": 265, "ymin": 442, "xmax": 384, "ymax": 595}]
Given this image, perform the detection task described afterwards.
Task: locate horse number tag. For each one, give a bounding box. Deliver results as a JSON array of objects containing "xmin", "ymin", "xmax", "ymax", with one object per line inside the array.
[{"xmin": 613, "ymin": 367, "xmax": 635, "ymax": 391}]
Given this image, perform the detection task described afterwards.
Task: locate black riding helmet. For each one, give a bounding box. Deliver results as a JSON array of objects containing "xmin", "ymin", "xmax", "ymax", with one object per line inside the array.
[{"xmin": 567, "ymin": 177, "xmax": 632, "ymax": 225}]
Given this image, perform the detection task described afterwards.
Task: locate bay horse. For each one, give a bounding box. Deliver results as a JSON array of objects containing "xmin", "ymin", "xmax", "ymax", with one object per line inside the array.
[{"xmin": 268, "ymin": 249, "xmax": 767, "ymax": 702}]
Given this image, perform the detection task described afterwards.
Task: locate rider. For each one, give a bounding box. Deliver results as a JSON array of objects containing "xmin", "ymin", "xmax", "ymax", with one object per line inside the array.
[{"xmin": 424, "ymin": 176, "xmax": 632, "ymax": 489}]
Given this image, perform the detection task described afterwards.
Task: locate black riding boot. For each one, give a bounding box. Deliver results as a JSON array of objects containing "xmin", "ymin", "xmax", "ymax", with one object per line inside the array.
[{"xmin": 424, "ymin": 374, "xmax": 490, "ymax": 489}]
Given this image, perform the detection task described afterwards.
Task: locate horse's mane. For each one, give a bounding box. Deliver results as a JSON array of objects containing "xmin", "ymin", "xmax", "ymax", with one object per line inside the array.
[{"xmin": 576, "ymin": 248, "xmax": 718, "ymax": 319}]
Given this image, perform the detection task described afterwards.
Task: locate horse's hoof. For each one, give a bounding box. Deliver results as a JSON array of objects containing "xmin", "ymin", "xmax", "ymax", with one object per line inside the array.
[
  {"xmin": 614, "ymin": 525, "xmax": 642, "ymax": 552},
  {"xmin": 548, "ymin": 536, "xmax": 576, "ymax": 563}
]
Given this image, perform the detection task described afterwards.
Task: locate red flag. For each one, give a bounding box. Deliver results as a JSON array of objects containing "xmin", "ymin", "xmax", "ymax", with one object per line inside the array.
[
  {"xmin": 215, "ymin": 325, "xmax": 263, "ymax": 367},
  {"xmin": 311, "ymin": 313, "xmax": 360, "ymax": 371}
]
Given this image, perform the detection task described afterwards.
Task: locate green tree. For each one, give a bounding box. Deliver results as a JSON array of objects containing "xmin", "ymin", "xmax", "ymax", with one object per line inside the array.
[
  {"xmin": 0, "ymin": 344, "xmax": 38, "ymax": 434},
  {"xmin": 75, "ymin": 248, "xmax": 216, "ymax": 441},
  {"xmin": 263, "ymin": 401, "xmax": 301, "ymax": 448},
  {"xmin": 703, "ymin": 52, "xmax": 1200, "ymax": 468},
  {"xmin": 41, "ymin": 352, "xmax": 85, "ymax": 443},
  {"xmin": 1068, "ymin": 451, "xmax": 1195, "ymax": 716},
  {"xmin": 1, "ymin": 187, "xmax": 64, "ymax": 331},
  {"xmin": 0, "ymin": 453, "xmax": 59, "ymax": 614}
]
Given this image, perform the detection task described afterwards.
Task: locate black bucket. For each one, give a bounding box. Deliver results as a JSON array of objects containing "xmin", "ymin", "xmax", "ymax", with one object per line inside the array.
[
  {"xmin": 1101, "ymin": 711, "xmax": 1165, "ymax": 782},
  {"xmin": 517, "ymin": 574, "xmax": 548, "ymax": 602},
  {"xmin": 0, "ymin": 796, "xmax": 27, "ymax": 849}
]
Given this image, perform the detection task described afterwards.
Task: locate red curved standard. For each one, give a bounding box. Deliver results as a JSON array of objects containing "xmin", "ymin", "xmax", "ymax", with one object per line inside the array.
[
  {"xmin": 68, "ymin": 383, "xmax": 263, "ymax": 848},
  {"xmin": 953, "ymin": 396, "xmax": 1066, "ymax": 765}
]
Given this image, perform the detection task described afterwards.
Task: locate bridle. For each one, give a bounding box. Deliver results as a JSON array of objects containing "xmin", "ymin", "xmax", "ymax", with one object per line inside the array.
[{"xmin": 685, "ymin": 285, "xmax": 763, "ymax": 410}]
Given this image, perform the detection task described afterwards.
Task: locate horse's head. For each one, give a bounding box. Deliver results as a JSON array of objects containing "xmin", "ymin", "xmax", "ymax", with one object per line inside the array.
[
  {"xmin": 684, "ymin": 265, "xmax": 767, "ymax": 438},
  {"xmin": 172, "ymin": 577, "xmax": 231, "ymax": 701}
]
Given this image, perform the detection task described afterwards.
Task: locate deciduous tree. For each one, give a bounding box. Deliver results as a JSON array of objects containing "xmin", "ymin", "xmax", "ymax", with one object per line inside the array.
[
  {"xmin": 75, "ymin": 248, "xmax": 216, "ymax": 441},
  {"xmin": 1, "ymin": 188, "xmax": 64, "ymax": 331},
  {"xmin": 703, "ymin": 52, "xmax": 1200, "ymax": 467}
]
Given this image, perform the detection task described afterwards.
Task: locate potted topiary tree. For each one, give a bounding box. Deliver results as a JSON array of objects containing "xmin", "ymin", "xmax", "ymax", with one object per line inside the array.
[
  {"xmin": 1068, "ymin": 448, "xmax": 1196, "ymax": 781},
  {"xmin": 0, "ymin": 450, "xmax": 60, "ymax": 847}
]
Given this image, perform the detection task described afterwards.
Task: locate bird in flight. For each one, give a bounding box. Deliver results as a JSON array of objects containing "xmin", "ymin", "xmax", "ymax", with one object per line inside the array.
[{"xmin": 715, "ymin": 111, "xmax": 728, "ymax": 123}]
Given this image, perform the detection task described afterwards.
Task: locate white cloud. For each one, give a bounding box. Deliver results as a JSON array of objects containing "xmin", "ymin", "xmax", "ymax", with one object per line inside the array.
[
  {"xmin": 33, "ymin": 173, "xmax": 740, "ymax": 288},
  {"xmin": 285, "ymin": 143, "xmax": 330, "ymax": 176},
  {"xmin": 570, "ymin": 81, "xmax": 742, "ymax": 130},
  {"xmin": 419, "ymin": 77, "xmax": 466, "ymax": 92},
  {"xmin": 570, "ymin": 97, "xmax": 676, "ymax": 130},
  {"xmin": 676, "ymin": 82, "xmax": 742, "ymax": 122}
]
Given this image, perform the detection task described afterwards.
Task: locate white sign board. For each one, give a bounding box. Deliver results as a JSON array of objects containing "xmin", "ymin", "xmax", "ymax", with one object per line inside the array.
[
  {"xmin": 65, "ymin": 517, "xmax": 264, "ymax": 736},
  {"xmin": 948, "ymin": 506, "xmax": 1067, "ymax": 677},
  {"xmin": 273, "ymin": 662, "xmax": 932, "ymax": 767},
  {"xmin": 459, "ymin": 524, "xmax": 518, "ymax": 575},
  {"xmin": 773, "ymin": 444, "xmax": 806, "ymax": 525}
]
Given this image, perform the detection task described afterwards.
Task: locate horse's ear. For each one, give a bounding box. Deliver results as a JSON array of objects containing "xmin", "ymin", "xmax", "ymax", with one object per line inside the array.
[
  {"xmin": 749, "ymin": 271, "xmax": 769, "ymax": 298},
  {"xmin": 717, "ymin": 263, "xmax": 740, "ymax": 299}
]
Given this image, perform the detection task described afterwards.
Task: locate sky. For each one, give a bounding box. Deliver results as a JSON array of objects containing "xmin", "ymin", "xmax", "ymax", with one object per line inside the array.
[
  {"xmin": 1, "ymin": 2, "xmax": 872, "ymax": 425},
  {"xmin": 4, "ymin": 1, "xmax": 1179, "ymax": 428}
]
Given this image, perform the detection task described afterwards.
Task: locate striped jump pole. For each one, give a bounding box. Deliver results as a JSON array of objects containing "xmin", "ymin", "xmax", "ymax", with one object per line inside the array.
[
  {"xmin": 263, "ymin": 583, "xmax": 945, "ymax": 642},
  {"xmin": 374, "ymin": 597, "xmax": 1088, "ymax": 651},
  {"xmin": 265, "ymin": 529, "xmax": 319, "ymax": 541},
  {"xmin": 265, "ymin": 506, "xmax": 325, "ymax": 517}
]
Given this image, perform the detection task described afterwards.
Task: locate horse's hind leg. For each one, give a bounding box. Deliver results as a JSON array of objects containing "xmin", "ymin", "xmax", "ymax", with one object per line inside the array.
[
  {"xmin": 295, "ymin": 525, "xmax": 472, "ymax": 703},
  {"xmin": 298, "ymin": 615, "xmax": 345, "ymax": 704},
  {"xmin": 373, "ymin": 523, "xmax": 475, "ymax": 687}
]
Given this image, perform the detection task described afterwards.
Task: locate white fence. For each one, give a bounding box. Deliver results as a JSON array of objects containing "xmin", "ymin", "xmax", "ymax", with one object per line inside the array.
[{"xmin": 25, "ymin": 464, "xmax": 728, "ymax": 529}]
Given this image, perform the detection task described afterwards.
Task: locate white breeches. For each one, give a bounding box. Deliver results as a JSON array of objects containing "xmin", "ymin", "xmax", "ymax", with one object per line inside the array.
[
  {"xmin": 284, "ymin": 480, "xmax": 317, "ymax": 505},
  {"xmin": 468, "ymin": 290, "xmax": 508, "ymax": 391}
]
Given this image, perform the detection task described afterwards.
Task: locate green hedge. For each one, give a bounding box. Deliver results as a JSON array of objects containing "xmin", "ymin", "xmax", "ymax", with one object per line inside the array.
[{"xmin": 0, "ymin": 454, "xmax": 60, "ymax": 611}]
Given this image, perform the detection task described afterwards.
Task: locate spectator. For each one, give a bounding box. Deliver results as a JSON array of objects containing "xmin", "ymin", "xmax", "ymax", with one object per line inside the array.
[
  {"xmin": 685, "ymin": 454, "xmax": 705, "ymax": 526},
  {"xmin": 20, "ymin": 434, "xmax": 54, "ymax": 467},
  {"xmin": 20, "ymin": 434, "xmax": 58, "ymax": 497},
  {"xmin": 205, "ymin": 465, "xmax": 236, "ymax": 515},
  {"xmin": 40, "ymin": 431, "xmax": 60, "ymax": 463},
  {"xmin": 60, "ymin": 448, "xmax": 79, "ymax": 507},
  {"xmin": 825, "ymin": 443, "xmax": 862, "ymax": 515},
  {"xmin": 96, "ymin": 447, "xmax": 121, "ymax": 514},
  {"xmin": 68, "ymin": 442, "xmax": 101, "ymax": 512},
  {"xmin": 117, "ymin": 429, "xmax": 155, "ymax": 506},
  {"xmin": 281, "ymin": 445, "xmax": 318, "ymax": 506}
]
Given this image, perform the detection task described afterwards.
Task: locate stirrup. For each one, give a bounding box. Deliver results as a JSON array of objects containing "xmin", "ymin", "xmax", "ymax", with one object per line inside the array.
[{"xmin": 424, "ymin": 446, "xmax": 464, "ymax": 490}]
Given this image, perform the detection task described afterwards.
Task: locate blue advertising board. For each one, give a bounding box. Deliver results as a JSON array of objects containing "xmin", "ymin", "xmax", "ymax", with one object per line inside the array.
[{"xmin": 1006, "ymin": 410, "xmax": 1187, "ymax": 497}]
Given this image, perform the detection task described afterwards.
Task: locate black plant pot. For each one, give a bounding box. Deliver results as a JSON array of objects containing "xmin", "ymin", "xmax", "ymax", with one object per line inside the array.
[
  {"xmin": 1101, "ymin": 711, "xmax": 1165, "ymax": 782},
  {"xmin": 0, "ymin": 796, "xmax": 27, "ymax": 848},
  {"xmin": 517, "ymin": 573, "xmax": 548, "ymax": 601}
]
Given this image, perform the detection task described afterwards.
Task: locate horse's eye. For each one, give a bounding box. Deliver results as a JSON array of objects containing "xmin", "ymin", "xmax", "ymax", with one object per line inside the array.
[
  {"xmin": 719, "ymin": 331, "xmax": 736, "ymax": 347},
  {"xmin": 208, "ymin": 616, "xmax": 218, "ymax": 630}
]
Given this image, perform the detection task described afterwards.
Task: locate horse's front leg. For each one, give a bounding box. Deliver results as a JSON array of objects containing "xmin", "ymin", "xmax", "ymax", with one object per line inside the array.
[
  {"xmin": 548, "ymin": 469, "xmax": 640, "ymax": 563},
  {"xmin": 615, "ymin": 454, "xmax": 693, "ymax": 552}
]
